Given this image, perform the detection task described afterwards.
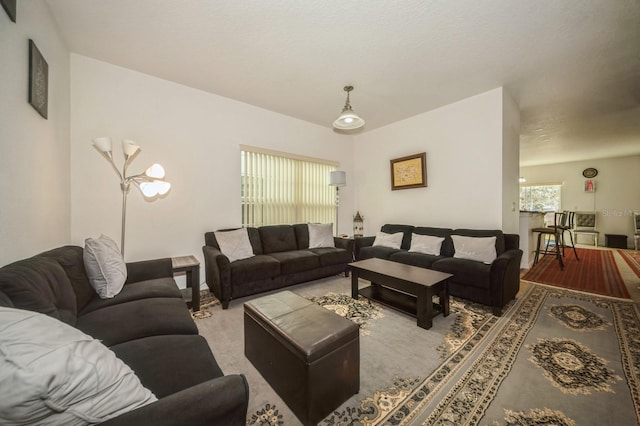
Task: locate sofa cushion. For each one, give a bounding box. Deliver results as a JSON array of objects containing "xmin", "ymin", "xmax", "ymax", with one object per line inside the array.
[
  {"xmin": 83, "ymin": 235, "xmax": 127, "ymax": 299},
  {"xmin": 268, "ymin": 250, "xmax": 321, "ymax": 275},
  {"xmin": 359, "ymin": 245, "xmax": 402, "ymax": 260},
  {"xmin": 389, "ymin": 251, "xmax": 444, "ymax": 269},
  {"xmin": 0, "ymin": 307, "xmax": 156, "ymax": 426},
  {"xmin": 214, "ymin": 228, "xmax": 255, "ymax": 262},
  {"xmin": 373, "ymin": 231, "xmax": 404, "ymax": 249},
  {"xmin": 452, "ymin": 229, "xmax": 505, "ymax": 256},
  {"xmin": 75, "ymin": 298, "xmax": 197, "ymax": 347},
  {"xmin": 0, "ymin": 257, "xmax": 77, "ymax": 325},
  {"xmin": 409, "ymin": 234, "xmax": 445, "ymax": 255},
  {"xmin": 451, "ymin": 235, "xmax": 497, "ymax": 264},
  {"xmin": 230, "ymin": 255, "xmax": 281, "ymax": 284},
  {"xmin": 431, "ymin": 257, "xmax": 492, "ymax": 289},
  {"xmin": 110, "ymin": 335, "xmax": 223, "ymax": 399},
  {"xmin": 308, "ymin": 247, "xmax": 352, "ymax": 267},
  {"xmin": 380, "ymin": 224, "xmax": 415, "ymax": 249},
  {"xmin": 413, "ymin": 227, "xmax": 454, "ymax": 257},
  {"xmin": 38, "ymin": 246, "xmax": 96, "ymax": 312},
  {"xmin": 259, "ymin": 225, "xmax": 298, "ymax": 254},
  {"xmin": 79, "ymin": 277, "xmax": 182, "ymax": 315},
  {"xmin": 308, "ymin": 223, "xmax": 335, "ymax": 248}
]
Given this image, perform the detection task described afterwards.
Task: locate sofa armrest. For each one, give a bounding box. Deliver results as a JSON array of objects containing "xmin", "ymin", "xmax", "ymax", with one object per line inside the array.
[
  {"xmin": 101, "ymin": 374, "xmax": 249, "ymax": 426},
  {"xmin": 202, "ymin": 245, "xmax": 232, "ymax": 309},
  {"xmin": 489, "ymin": 248, "xmax": 523, "ymax": 315},
  {"xmin": 354, "ymin": 236, "xmax": 376, "ymax": 260},
  {"xmin": 125, "ymin": 258, "xmax": 173, "ymax": 284}
]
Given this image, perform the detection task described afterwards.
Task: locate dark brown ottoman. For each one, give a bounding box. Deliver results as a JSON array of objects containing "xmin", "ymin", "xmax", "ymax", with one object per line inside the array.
[{"xmin": 244, "ymin": 291, "xmax": 359, "ymax": 426}]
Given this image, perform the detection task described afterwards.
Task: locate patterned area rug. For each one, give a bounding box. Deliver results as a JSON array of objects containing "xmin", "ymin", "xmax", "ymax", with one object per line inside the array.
[
  {"xmin": 522, "ymin": 248, "xmax": 630, "ymax": 299},
  {"xmin": 618, "ymin": 249, "xmax": 640, "ymax": 279},
  {"xmin": 190, "ymin": 290, "xmax": 220, "ymax": 319}
]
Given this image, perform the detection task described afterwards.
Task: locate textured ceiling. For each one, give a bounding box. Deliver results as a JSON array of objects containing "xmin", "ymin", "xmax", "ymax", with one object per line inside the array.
[{"xmin": 45, "ymin": 0, "xmax": 640, "ymax": 166}]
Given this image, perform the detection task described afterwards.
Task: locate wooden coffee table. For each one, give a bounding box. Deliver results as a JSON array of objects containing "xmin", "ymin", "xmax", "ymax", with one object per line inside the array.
[{"xmin": 350, "ymin": 258, "xmax": 452, "ymax": 330}]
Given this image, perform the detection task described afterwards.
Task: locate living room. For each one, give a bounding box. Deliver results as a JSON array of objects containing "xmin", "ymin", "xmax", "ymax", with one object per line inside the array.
[{"xmin": 1, "ymin": 1, "xmax": 640, "ymax": 425}]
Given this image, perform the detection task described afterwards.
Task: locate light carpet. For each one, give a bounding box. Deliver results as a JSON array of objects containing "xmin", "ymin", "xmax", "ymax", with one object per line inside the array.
[{"xmin": 194, "ymin": 276, "xmax": 639, "ymax": 425}]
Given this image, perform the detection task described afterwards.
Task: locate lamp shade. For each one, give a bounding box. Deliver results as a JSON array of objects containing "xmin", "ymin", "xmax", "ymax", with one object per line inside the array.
[
  {"xmin": 329, "ymin": 170, "xmax": 346, "ymax": 187},
  {"xmin": 122, "ymin": 139, "xmax": 141, "ymax": 157},
  {"xmin": 333, "ymin": 110, "xmax": 365, "ymax": 130},
  {"xmin": 92, "ymin": 137, "xmax": 112, "ymax": 153},
  {"xmin": 145, "ymin": 163, "xmax": 166, "ymax": 179}
]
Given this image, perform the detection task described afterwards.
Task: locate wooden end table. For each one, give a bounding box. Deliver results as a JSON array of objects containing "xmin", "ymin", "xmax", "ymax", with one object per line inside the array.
[{"xmin": 172, "ymin": 255, "xmax": 200, "ymax": 312}]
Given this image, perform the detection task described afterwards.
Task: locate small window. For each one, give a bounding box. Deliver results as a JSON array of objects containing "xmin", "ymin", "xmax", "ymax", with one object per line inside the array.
[{"xmin": 519, "ymin": 184, "xmax": 562, "ymax": 212}]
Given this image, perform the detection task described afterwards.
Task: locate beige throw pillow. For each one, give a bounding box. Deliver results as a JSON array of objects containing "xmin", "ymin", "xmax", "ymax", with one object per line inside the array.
[
  {"xmin": 308, "ymin": 223, "xmax": 335, "ymax": 248},
  {"xmin": 452, "ymin": 235, "xmax": 497, "ymax": 264},
  {"xmin": 214, "ymin": 228, "xmax": 255, "ymax": 262},
  {"xmin": 0, "ymin": 307, "xmax": 157, "ymax": 425},
  {"xmin": 83, "ymin": 235, "xmax": 127, "ymax": 299},
  {"xmin": 372, "ymin": 231, "xmax": 404, "ymax": 249},
  {"xmin": 409, "ymin": 234, "xmax": 445, "ymax": 255}
]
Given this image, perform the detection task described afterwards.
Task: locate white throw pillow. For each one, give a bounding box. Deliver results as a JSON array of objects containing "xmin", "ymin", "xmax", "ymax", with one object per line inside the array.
[
  {"xmin": 409, "ymin": 234, "xmax": 445, "ymax": 255},
  {"xmin": 0, "ymin": 307, "xmax": 157, "ymax": 426},
  {"xmin": 372, "ymin": 231, "xmax": 404, "ymax": 249},
  {"xmin": 84, "ymin": 235, "xmax": 127, "ymax": 299},
  {"xmin": 308, "ymin": 223, "xmax": 335, "ymax": 248},
  {"xmin": 214, "ymin": 228, "xmax": 255, "ymax": 263},
  {"xmin": 452, "ymin": 235, "xmax": 497, "ymax": 264}
]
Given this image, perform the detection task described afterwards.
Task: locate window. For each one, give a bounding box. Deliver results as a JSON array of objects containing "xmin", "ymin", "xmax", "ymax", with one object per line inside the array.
[
  {"xmin": 519, "ymin": 184, "xmax": 562, "ymax": 212},
  {"xmin": 241, "ymin": 146, "xmax": 337, "ymax": 228}
]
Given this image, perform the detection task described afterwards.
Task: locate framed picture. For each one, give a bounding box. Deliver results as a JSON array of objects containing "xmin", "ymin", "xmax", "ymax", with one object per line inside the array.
[
  {"xmin": 28, "ymin": 39, "xmax": 48, "ymax": 119},
  {"xmin": 0, "ymin": 0, "xmax": 16, "ymax": 22},
  {"xmin": 390, "ymin": 152, "xmax": 427, "ymax": 190},
  {"xmin": 584, "ymin": 179, "xmax": 595, "ymax": 193}
]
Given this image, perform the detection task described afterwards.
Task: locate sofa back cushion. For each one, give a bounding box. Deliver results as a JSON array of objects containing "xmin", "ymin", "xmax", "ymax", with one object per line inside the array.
[
  {"xmin": 451, "ymin": 229, "xmax": 505, "ymax": 256},
  {"xmin": 413, "ymin": 227, "xmax": 454, "ymax": 256},
  {"xmin": 293, "ymin": 223, "xmax": 310, "ymax": 249},
  {"xmin": 0, "ymin": 256, "xmax": 78, "ymax": 326},
  {"xmin": 205, "ymin": 227, "xmax": 263, "ymax": 255},
  {"xmin": 38, "ymin": 246, "xmax": 96, "ymax": 312},
  {"xmin": 380, "ymin": 224, "xmax": 415, "ymax": 250},
  {"xmin": 259, "ymin": 225, "xmax": 298, "ymax": 254}
]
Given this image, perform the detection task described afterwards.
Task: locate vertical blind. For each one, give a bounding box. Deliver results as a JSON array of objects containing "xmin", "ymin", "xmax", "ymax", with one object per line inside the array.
[{"xmin": 241, "ymin": 147, "xmax": 337, "ymax": 228}]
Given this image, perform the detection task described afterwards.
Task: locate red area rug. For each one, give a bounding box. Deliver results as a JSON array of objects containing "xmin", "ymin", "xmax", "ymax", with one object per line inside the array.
[
  {"xmin": 522, "ymin": 248, "xmax": 630, "ymax": 299},
  {"xmin": 618, "ymin": 249, "xmax": 640, "ymax": 279}
]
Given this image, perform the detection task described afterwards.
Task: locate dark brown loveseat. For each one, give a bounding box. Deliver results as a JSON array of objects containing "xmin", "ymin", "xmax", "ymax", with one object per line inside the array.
[
  {"xmin": 0, "ymin": 245, "xmax": 249, "ymax": 425},
  {"xmin": 203, "ymin": 224, "xmax": 352, "ymax": 309},
  {"xmin": 356, "ymin": 224, "xmax": 522, "ymax": 315}
]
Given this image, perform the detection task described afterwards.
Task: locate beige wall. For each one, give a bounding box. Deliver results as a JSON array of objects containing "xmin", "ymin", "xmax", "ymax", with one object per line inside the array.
[
  {"xmin": 352, "ymin": 88, "xmax": 518, "ymax": 235},
  {"xmin": 70, "ymin": 55, "xmax": 355, "ymax": 266},
  {"xmin": 0, "ymin": 1, "xmax": 70, "ymax": 265},
  {"xmin": 520, "ymin": 155, "xmax": 640, "ymax": 248}
]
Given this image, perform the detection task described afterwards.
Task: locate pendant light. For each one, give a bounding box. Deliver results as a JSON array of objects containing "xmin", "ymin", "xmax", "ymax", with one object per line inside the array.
[{"xmin": 333, "ymin": 85, "xmax": 365, "ymax": 130}]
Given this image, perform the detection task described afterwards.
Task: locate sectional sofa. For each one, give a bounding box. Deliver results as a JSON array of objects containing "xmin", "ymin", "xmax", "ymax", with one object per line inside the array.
[
  {"xmin": 203, "ymin": 224, "xmax": 352, "ymax": 309},
  {"xmin": 0, "ymin": 245, "xmax": 248, "ymax": 425},
  {"xmin": 355, "ymin": 224, "xmax": 522, "ymax": 315}
]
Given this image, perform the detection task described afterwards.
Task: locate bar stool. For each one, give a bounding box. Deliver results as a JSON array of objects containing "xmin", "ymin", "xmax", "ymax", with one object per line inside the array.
[
  {"xmin": 532, "ymin": 212, "xmax": 564, "ymax": 270},
  {"xmin": 559, "ymin": 211, "xmax": 579, "ymax": 260}
]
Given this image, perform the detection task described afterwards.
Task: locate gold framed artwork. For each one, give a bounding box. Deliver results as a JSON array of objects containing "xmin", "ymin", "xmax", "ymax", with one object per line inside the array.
[{"xmin": 390, "ymin": 152, "xmax": 427, "ymax": 190}]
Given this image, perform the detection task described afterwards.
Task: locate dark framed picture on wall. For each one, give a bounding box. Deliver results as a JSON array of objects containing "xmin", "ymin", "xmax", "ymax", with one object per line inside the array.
[
  {"xmin": 28, "ymin": 39, "xmax": 48, "ymax": 119},
  {"xmin": 0, "ymin": 0, "xmax": 16, "ymax": 22},
  {"xmin": 390, "ymin": 152, "xmax": 427, "ymax": 190}
]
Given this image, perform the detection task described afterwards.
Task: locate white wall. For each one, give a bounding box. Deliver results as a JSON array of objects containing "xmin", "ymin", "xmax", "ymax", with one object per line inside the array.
[
  {"xmin": 70, "ymin": 55, "xmax": 354, "ymax": 272},
  {"xmin": 501, "ymin": 89, "xmax": 521, "ymax": 234},
  {"xmin": 520, "ymin": 155, "xmax": 640, "ymax": 248},
  {"xmin": 0, "ymin": 1, "xmax": 70, "ymax": 265},
  {"xmin": 353, "ymin": 88, "xmax": 514, "ymax": 234}
]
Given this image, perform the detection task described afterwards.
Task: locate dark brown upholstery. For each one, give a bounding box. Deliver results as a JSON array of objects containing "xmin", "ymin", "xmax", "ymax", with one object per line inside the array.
[
  {"xmin": 244, "ymin": 291, "xmax": 359, "ymax": 425},
  {"xmin": 203, "ymin": 224, "xmax": 352, "ymax": 309},
  {"xmin": 0, "ymin": 246, "xmax": 249, "ymax": 425}
]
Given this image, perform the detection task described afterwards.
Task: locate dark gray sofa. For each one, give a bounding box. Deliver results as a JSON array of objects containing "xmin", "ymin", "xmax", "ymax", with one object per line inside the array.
[
  {"xmin": 0, "ymin": 245, "xmax": 249, "ymax": 425},
  {"xmin": 355, "ymin": 224, "xmax": 522, "ymax": 316},
  {"xmin": 203, "ymin": 224, "xmax": 352, "ymax": 309}
]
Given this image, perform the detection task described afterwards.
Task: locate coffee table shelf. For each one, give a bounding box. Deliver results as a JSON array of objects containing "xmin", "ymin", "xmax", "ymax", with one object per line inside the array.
[{"xmin": 359, "ymin": 284, "xmax": 446, "ymax": 319}]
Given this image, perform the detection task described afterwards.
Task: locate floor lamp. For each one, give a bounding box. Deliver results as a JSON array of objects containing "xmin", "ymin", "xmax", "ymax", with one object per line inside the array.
[
  {"xmin": 92, "ymin": 137, "xmax": 171, "ymax": 255},
  {"xmin": 329, "ymin": 171, "xmax": 346, "ymax": 236}
]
